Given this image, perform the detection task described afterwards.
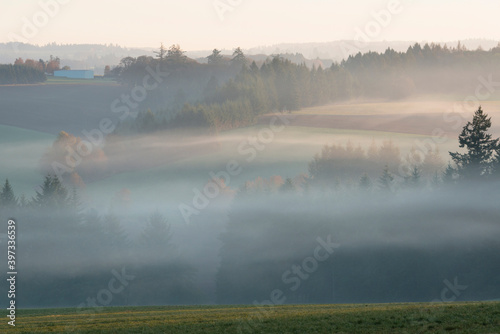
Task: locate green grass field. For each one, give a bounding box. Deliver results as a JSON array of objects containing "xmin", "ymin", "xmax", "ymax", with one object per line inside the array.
[{"xmin": 4, "ymin": 302, "xmax": 499, "ymax": 333}]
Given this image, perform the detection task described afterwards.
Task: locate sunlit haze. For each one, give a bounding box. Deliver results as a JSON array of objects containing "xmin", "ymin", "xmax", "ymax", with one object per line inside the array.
[{"xmin": 1, "ymin": 0, "xmax": 499, "ymax": 50}]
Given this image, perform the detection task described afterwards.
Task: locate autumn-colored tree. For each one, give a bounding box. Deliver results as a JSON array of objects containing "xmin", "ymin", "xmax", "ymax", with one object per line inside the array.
[
  {"xmin": 24, "ymin": 59, "xmax": 37, "ymax": 68},
  {"xmin": 104, "ymin": 65, "xmax": 111, "ymax": 77},
  {"xmin": 45, "ymin": 55, "xmax": 60, "ymax": 74},
  {"xmin": 40, "ymin": 131, "xmax": 107, "ymax": 183}
]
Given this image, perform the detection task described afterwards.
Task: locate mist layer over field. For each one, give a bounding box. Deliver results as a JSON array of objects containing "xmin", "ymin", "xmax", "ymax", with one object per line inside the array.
[
  {"xmin": 1, "ymin": 96, "xmax": 499, "ymax": 307},
  {"xmin": 2, "ymin": 43, "xmax": 500, "ymax": 308},
  {"xmin": 1, "ymin": 177, "xmax": 499, "ymax": 307}
]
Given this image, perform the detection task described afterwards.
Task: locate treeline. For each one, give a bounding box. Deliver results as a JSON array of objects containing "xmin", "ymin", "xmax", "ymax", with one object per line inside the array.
[
  {"xmin": 117, "ymin": 52, "xmax": 354, "ymax": 133},
  {"xmin": 167, "ymin": 56, "xmax": 354, "ymax": 132},
  {"xmin": 287, "ymin": 107, "xmax": 500, "ymax": 191},
  {"xmin": 14, "ymin": 55, "xmax": 61, "ymax": 74},
  {"xmin": 114, "ymin": 42, "xmax": 500, "ymax": 134},
  {"xmin": 111, "ymin": 44, "xmax": 353, "ymax": 133},
  {"xmin": 0, "ymin": 175, "xmax": 201, "ymax": 307},
  {"xmin": 0, "ymin": 175, "xmax": 78, "ymax": 212},
  {"xmin": 0, "ymin": 64, "xmax": 46, "ymax": 85},
  {"xmin": 0, "ymin": 55, "xmax": 63, "ymax": 84},
  {"xmin": 109, "ymin": 45, "xmax": 244, "ymax": 132},
  {"xmin": 343, "ymin": 42, "xmax": 500, "ymax": 97},
  {"xmin": 216, "ymin": 108, "xmax": 500, "ymax": 305},
  {"xmin": 307, "ymin": 141, "xmax": 443, "ymax": 189}
]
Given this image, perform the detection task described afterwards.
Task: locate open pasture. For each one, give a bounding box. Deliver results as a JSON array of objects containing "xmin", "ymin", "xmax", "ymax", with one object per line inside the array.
[{"xmin": 4, "ymin": 302, "xmax": 499, "ymax": 333}]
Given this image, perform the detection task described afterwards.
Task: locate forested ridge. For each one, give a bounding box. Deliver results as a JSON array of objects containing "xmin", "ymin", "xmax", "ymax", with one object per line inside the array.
[{"xmin": 110, "ymin": 42, "xmax": 500, "ymax": 134}]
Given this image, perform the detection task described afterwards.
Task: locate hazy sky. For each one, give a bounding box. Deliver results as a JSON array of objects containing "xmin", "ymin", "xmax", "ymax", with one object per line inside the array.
[{"xmin": 1, "ymin": 0, "xmax": 499, "ymax": 50}]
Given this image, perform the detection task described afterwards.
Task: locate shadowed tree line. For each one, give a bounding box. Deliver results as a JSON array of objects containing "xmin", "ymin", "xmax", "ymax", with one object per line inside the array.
[
  {"xmin": 0, "ymin": 55, "xmax": 63, "ymax": 84},
  {"xmin": 0, "ymin": 64, "xmax": 46, "ymax": 85}
]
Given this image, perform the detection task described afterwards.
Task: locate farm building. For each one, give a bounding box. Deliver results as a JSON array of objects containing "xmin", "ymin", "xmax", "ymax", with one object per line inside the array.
[{"xmin": 54, "ymin": 70, "xmax": 94, "ymax": 79}]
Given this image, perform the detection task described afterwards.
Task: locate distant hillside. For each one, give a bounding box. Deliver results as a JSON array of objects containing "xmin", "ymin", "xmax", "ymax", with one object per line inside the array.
[
  {"xmin": 246, "ymin": 39, "xmax": 500, "ymax": 61},
  {"xmin": 0, "ymin": 43, "xmax": 153, "ymax": 75},
  {"xmin": 3, "ymin": 39, "xmax": 498, "ymax": 75}
]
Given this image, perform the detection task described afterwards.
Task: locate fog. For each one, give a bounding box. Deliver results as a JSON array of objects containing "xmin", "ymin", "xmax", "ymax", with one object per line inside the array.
[
  {"xmin": 1, "ymin": 43, "xmax": 500, "ymax": 311},
  {"xmin": 1, "ymin": 179, "xmax": 499, "ymax": 307},
  {"xmin": 1, "ymin": 114, "xmax": 499, "ymax": 308}
]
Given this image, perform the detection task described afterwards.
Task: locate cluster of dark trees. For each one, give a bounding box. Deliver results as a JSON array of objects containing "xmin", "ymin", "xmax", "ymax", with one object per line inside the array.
[
  {"xmin": 112, "ymin": 45, "xmax": 254, "ymax": 134},
  {"xmin": 0, "ymin": 64, "xmax": 46, "ymax": 85},
  {"xmin": 286, "ymin": 108, "xmax": 499, "ymax": 192},
  {"xmin": 307, "ymin": 140, "xmax": 442, "ymax": 191},
  {"xmin": 113, "ymin": 45, "xmax": 354, "ymax": 133},
  {"xmin": 448, "ymin": 107, "xmax": 500, "ymax": 181},
  {"xmin": 343, "ymin": 42, "xmax": 500, "ymax": 97},
  {"xmin": 167, "ymin": 56, "xmax": 353, "ymax": 132},
  {"xmin": 0, "ymin": 55, "xmax": 64, "ymax": 84},
  {"xmin": 112, "ymin": 42, "xmax": 500, "ymax": 134},
  {"xmin": 270, "ymin": 107, "xmax": 499, "ymax": 195}
]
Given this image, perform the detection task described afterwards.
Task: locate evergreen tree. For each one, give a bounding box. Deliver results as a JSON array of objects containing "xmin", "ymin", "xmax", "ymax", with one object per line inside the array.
[
  {"xmin": 442, "ymin": 162, "xmax": 457, "ymax": 185},
  {"xmin": 167, "ymin": 44, "xmax": 187, "ymax": 65},
  {"xmin": 449, "ymin": 106, "xmax": 499, "ymax": 180},
  {"xmin": 103, "ymin": 214, "xmax": 129, "ymax": 248},
  {"xmin": 207, "ymin": 49, "xmax": 224, "ymax": 65},
  {"xmin": 404, "ymin": 166, "xmax": 421, "ymax": 189},
  {"xmin": 68, "ymin": 186, "xmax": 85, "ymax": 219},
  {"xmin": 141, "ymin": 211, "xmax": 173, "ymax": 249},
  {"xmin": 154, "ymin": 43, "xmax": 168, "ymax": 62},
  {"xmin": 0, "ymin": 179, "xmax": 17, "ymax": 207},
  {"xmin": 358, "ymin": 173, "xmax": 372, "ymax": 191},
  {"xmin": 250, "ymin": 61, "xmax": 259, "ymax": 72},
  {"xmin": 378, "ymin": 165, "xmax": 394, "ymax": 192},
  {"xmin": 280, "ymin": 178, "xmax": 295, "ymax": 193},
  {"xmin": 492, "ymin": 146, "xmax": 500, "ymax": 178},
  {"xmin": 33, "ymin": 175, "xmax": 69, "ymax": 209},
  {"xmin": 231, "ymin": 47, "xmax": 247, "ymax": 67},
  {"xmin": 18, "ymin": 194, "xmax": 28, "ymax": 208},
  {"xmin": 431, "ymin": 171, "xmax": 441, "ymax": 189}
]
